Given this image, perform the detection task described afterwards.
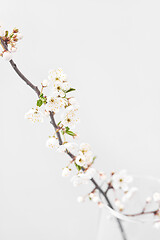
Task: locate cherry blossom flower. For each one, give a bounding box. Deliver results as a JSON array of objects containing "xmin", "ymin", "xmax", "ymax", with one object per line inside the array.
[
  {"xmin": 153, "ymin": 192, "xmax": 160, "ymax": 202},
  {"xmin": 57, "ymin": 142, "xmax": 78, "ymax": 154},
  {"xmin": 46, "ymin": 136, "xmax": 58, "ymax": 149},
  {"xmin": 115, "ymin": 199, "xmax": 124, "ymax": 211},
  {"xmin": 80, "ymin": 143, "xmax": 91, "ymax": 153},
  {"xmin": 42, "ymin": 79, "xmax": 49, "ymax": 87},
  {"xmin": 71, "ymin": 175, "xmax": 88, "ymax": 187},
  {"xmin": 45, "ymin": 96, "xmax": 65, "ymax": 113},
  {"xmin": 62, "ymin": 106, "xmax": 79, "ymax": 128},
  {"xmin": 53, "ymin": 81, "xmax": 65, "ymax": 97},
  {"xmin": 84, "ymin": 151, "xmax": 94, "ymax": 165},
  {"xmin": 62, "ymin": 81, "xmax": 70, "ymax": 91},
  {"xmin": 92, "ymin": 195, "xmax": 100, "ymax": 203},
  {"xmin": 48, "ymin": 68, "xmax": 66, "ymax": 82},
  {"xmin": 122, "ymin": 187, "xmax": 138, "ymax": 203},
  {"xmin": 75, "ymin": 155, "xmax": 86, "ymax": 167},
  {"xmin": 69, "ymin": 97, "xmax": 79, "ymax": 108},
  {"xmin": 89, "ymin": 192, "xmax": 100, "ymax": 203},
  {"xmin": 25, "ymin": 108, "xmax": 43, "ymax": 123},
  {"xmin": 3, "ymin": 51, "xmax": 12, "ymax": 61},
  {"xmin": 78, "ymin": 168, "xmax": 96, "ymax": 180},
  {"xmin": 111, "ymin": 170, "xmax": 133, "ymax": 192}
]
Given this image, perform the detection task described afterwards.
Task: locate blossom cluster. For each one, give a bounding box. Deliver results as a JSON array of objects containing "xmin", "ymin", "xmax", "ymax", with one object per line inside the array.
[
  {"xmin": 25, "ymin": 68, "xmax": 79, "ymax": 131},
  {"xmin": 0, "ymin": 25, "xmax": 23, "ymax": 60}
]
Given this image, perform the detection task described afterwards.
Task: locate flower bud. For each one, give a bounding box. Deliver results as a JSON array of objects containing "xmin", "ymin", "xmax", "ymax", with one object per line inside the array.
[
  {"xmin": 42, "ymin": 79, "xmax": 49, "ymax": 87},
  {"xmin": 13, "ymin": 28, "xmax": 19, "ymax": 33},
  {"xmin": 3, "ymin": 51, "xmax": 12, "ymax": 61}
]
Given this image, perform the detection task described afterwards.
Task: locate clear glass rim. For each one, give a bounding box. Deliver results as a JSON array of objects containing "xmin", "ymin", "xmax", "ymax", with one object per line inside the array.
[{"xmin": 99, "ymin": 174, "xmax": 160, "ymax": 223}]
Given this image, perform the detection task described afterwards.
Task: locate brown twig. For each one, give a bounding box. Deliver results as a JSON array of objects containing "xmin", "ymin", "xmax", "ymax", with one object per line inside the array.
[{"xmin": 125, "ymin": 209, "xmax": 159, "ymax": 217}]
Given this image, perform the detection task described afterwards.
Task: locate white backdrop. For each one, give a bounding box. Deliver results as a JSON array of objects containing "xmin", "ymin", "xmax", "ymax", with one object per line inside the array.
[{"xmin": 0, "ymin": 0, "xmax": 160, "ymax": 239}]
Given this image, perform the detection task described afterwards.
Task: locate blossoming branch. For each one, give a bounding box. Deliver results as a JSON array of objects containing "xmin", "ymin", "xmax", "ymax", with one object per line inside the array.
[{"xmin": 1, "ymin": 25, "xmax": 160, "ymax": 240}]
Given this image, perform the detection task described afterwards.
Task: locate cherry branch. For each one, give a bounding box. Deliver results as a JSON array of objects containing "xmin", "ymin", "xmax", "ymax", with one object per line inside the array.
[{"xmin": 0, "ymin": 37, "xmax": 127, "ymax": 240}]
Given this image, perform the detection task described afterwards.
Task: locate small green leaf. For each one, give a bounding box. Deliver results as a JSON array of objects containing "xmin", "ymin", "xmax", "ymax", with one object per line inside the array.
[
  {"xmin": 39, "ymin": 93, "xmax": 43, "ymax": 98},
  {"xmin": 92, "ymin": 156, "xmax": 97, "ymax": 163},
  {"xmin": 65, "ymin": 88, "xmax": 76, "ymax": 93},
  {"xmin": 5, "ymin": 31, "xmax": 8, "ymax": 37},
  {"xmin": 37, "ymin": 99, "xmax": 43, "ymax": 107},
  {"xmin": 65, "ymin": 126, "xmax": 70, "ymax": 131},
  {"xmin": 58, "ymin": 121, "xmax": 62, "ymax": 126},
  {"xmin": 9, "ymin": 33, "xmax": 14, "ymax": 38},
  {"xmin": 75, "ymin": 162, "xmax": 82, "ymax": 171},
  {"xmin": 66, "ymin": 131, "xmax": 76, "ymax": 136}
]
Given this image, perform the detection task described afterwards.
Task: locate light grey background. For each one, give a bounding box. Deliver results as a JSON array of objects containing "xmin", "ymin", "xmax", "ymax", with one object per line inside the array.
[{"xmin": 0, "ymin": 0, "xmax": 160, "ymax": 239}]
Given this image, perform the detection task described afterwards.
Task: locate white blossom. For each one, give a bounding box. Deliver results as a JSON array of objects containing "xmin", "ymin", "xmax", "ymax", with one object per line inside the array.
[
  {"xmin": 153, "ymin": 192, "xmax": 160, "ymax": 202},
  {"xmin": 84, "ymin": 151, "xmax": 94, "ymax": 165},
  {"xmin": 75, "ymin": 155, "xmax": 86, "ymax": 167},
  {"xmin": 80, "ymin": 143, "xmax": 91, "ymax": 153},
  {"xmin": 69, "ymin": 97, "xmax": 79, "ymax": 108},
  {"xmin": 62, "ymin": 106, "xmax": 79, "ymax": 128},
  {"xmin": 57, "ymin": 145, "xmax": 67, "ymax": 153},
  {"xmin": 71, "ymin": 175, "xmax": 88, "ymax": 187},
  {"xmin": 48, "ymin": 70, "xmax": 57, "ymax": 81},
  {"xmin": 62, "ymin": 81, "xmax": 70, "ymax": 91},
  {"xmin": 115, "ymin": 199, "xmax": 124, "ymax": 211},
  {"xmin": 48, "ymin": 68, "xmax": 66, "ymax": 82},
  {"xmin": 78, "ymin": 168, "xmax": 96, "ymax": 180},
  {"xmin": 46, "ymin": 136, "xmax": 58, "ymax": 149},
  {"xmin": 42, "ymin": 79, "xmax": 49, "ymax": 87},
  {"xmin": 111, "ymin": 170, "xmax": 133, "ymax": 192},
  {"xmin": 92, "ymin": 195, "xmax": 100, "ymax": 203},
  {"xmin": 53, "ymin": 81, "xmax": 65, "ymax": 97},
  {"xmin": 89, "ymin": 192, "xmax": 99, "ymax": 202},
  {"xmin": 122, "ymin": 187, "xmax": 138, "ymax": 203},
  {"xmin": 25, "ymin": 108, "xmax": 43, "ymax": 123},
  {"xmin": 57, "ymin": 142, "xmax": 78, "ymax": 154},
  {"xmin": 89, "ymin": 193, "xmax": 95, "ymax": 199},
  {"xmin": 62, "ymin": 168, "xmax": 70, "ymax": 177},
  {"xmin": 3, "ymin": 51, "xmax": 12, "ymax": 61},
  {"xmin": 45, "ymin": 96, "xmax": 65, "ymax": 113}
]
